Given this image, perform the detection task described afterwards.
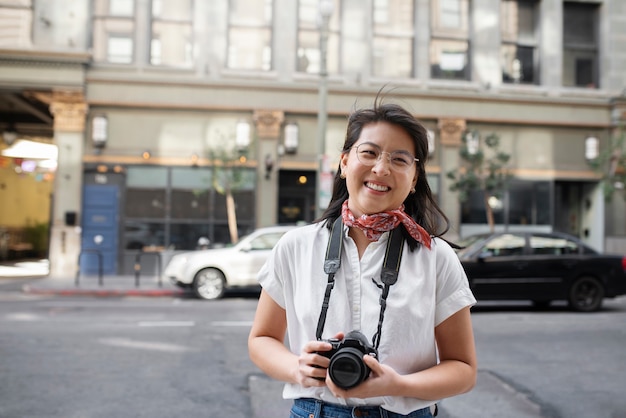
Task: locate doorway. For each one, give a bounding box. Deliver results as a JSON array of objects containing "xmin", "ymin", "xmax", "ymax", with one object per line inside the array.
[{"xmin": 278, "ymin": 170, "xmax": 316, "ymax": 224}]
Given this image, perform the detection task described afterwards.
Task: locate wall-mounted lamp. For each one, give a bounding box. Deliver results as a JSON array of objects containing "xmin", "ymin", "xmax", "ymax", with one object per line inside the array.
[
  {"xmin": 426, "ymin": 129, "xmax": 436, "ymax": 156},
  {"xmin": 2, "ymin": 124, "xmax": 18, "ymax": 146},
  {"xmin": 465, "ymin": 131, "xmax": 480, "ymax": 155},
  {"xmin": 284, "ymin": 122, "xmax": 299, "ymax": 154},
  {"xmin": 236, "ymin": 120, "xmax": 251, "ymax": 152},
  {"xmin": 92, "ymin": 115, "xmax": 108, "ymax": 149},
  {"xmin": 585, "ymin": 135, "xmax": 599, "ymax": 160},
  {"xmin": 142, "ymin": 150, "xmax": 151, "ymax": 160},
  {"xmin": 264, "ymin": 154, "xmax": 274, "ymax": 180}
]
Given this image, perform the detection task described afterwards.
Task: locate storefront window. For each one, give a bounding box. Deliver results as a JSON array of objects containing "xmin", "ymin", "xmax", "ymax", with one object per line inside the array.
[
  {"xmin": 461, "ymin": 180, "xmax": 551, "ymax": 226},
  {"xmin": 123, "ymin": 166, "xmax": 256, "ymax": 250}
]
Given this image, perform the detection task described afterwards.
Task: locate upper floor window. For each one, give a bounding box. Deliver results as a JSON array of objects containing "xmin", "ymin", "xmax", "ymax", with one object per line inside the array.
[
  {"xmin": 296, "ymin": 0, "xmax": 340, "ymax": 74},
  {"xmin": 501, "ymin": 0, "xmax": 538, "ymax": 84},
  {"xmin": 0, "ymin": 0, "xmax": 33, "ymax": 48},
  {"xmin": 430, "ymin": 0, "xmax": 470, "ymax": 80},
  {"xmin": 372, "ymin": 0, "xmax": 415, "ymax": 78},
  {"xmin": 93, "ymin": 0, "xmax": 135, "ymax": 64},
  {"xmin": 227, "ymin": 0, "xmax": 273, "ymax": 71},
  {"xmin": 563, "ymin": 2, "xmax": 598, "ymax": 88},
  {"xmin": 150, "ymin": 0, "xmax": 193, "ymax": 67}
]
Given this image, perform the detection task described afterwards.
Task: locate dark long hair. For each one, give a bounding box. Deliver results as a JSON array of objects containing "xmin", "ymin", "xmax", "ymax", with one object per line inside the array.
[{"xmin": 317, "ymin": 96, "xmax": 451, "ymax": 251}]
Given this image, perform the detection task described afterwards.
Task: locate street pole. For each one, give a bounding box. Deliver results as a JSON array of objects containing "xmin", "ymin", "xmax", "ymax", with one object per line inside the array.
[{"xmin": 315, "ymin": 0, "xmax": 333, "ymax": 219}]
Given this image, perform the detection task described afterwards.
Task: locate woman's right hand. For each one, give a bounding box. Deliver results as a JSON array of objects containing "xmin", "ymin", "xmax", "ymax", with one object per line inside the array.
[{"xmin": 296, "ymin": 333, "xmax": 344, "ymax": 387}]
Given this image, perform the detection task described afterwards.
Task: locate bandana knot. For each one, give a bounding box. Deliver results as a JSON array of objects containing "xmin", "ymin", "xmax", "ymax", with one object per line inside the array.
[{"xmin": 341, "ymin": 201, "xmax": 432, "ymax": 249}]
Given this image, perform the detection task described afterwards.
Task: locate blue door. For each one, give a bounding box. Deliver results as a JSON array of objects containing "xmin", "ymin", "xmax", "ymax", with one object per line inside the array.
[{"xmin": 81, "ymin": 185, "xmax": 119, "ymax": 275}]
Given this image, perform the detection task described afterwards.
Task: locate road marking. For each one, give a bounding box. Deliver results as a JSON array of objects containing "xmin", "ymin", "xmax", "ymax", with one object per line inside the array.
[
  {"xmin": 211, "ymin": 321, "xmax": 253, "ymax": 327},
  {"xmin": 99, "ymin": 337, "xmax": 194, "ymax": 352},
  {"xmin": 137, "ymin": 321, "xmax": 195, "ymax": 327}
]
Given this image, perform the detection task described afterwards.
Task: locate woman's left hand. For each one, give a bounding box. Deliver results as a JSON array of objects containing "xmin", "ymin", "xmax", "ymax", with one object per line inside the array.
[{"xmin": 326, "ymin": 354, "xmax": 397, "ymax": 399}]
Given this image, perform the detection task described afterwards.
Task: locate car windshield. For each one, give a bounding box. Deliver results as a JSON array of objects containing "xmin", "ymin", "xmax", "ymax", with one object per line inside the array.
[{"xmin": 456, "ymin": 234, "xmax": 490, "ymax": 256}]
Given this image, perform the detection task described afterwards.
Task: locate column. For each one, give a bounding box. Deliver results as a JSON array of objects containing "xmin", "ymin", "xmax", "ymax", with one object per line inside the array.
[
  {"xmin": 438, "ymin": 118, "xmax": 466, "ymax": 239},
  {"xmin": 48, "ymin": 91, "xmax": 87, "ymax": 278},
  {"xmin": 253, "ymin": 110, "xmax": 283, "ymax": 228}
]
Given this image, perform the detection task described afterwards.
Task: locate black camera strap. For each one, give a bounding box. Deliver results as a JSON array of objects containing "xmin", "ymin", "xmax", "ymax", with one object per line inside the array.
[{"xmin": 316, "ymin": 216, "xmax": 405, "ymax": 350}]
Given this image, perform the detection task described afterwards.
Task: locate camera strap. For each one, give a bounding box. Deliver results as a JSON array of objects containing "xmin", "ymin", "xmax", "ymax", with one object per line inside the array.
[{"xmin": 316, "ymin": 216, "xmax": 405, "ymax": 350}]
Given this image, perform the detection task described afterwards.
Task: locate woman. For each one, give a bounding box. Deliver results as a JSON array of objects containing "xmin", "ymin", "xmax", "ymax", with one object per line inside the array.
[{"xmin": 248, "ymin": 98, "xmax": 476, "ymax": 417}]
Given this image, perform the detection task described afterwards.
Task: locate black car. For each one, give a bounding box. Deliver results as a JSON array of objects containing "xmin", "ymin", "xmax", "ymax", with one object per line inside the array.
[{"xmin": 456, "ymin": 231, "xmax": 626, "ymax": 312}]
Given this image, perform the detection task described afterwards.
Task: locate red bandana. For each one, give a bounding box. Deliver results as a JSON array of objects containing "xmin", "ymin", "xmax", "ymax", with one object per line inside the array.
[{"xmin": 341, "ymin": 200, "xmax": 432, "ymax": 249}]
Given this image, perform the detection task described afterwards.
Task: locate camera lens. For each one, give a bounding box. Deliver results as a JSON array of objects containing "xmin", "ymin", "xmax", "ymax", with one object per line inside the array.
[{"xmin": 328, "ymin": 347, "xmax": 369, "ymax": 389}]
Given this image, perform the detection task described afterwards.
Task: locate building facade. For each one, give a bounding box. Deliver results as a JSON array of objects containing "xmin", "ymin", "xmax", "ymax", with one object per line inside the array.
[{"xmin": 0, "ymin": 0, "xmax": 624, "ymax": 276}]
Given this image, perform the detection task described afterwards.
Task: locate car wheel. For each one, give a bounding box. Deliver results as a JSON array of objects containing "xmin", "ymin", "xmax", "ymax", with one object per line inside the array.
[
  {"xmin": 193, "ymin": 268, "xmax": 226, "ymax": 300},
  {"xmin": 568, "ymin": 276, "xmax": 604, "ymax": 312}
]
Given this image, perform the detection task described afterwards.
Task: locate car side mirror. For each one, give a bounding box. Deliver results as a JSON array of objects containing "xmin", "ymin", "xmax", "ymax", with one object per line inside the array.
[{"xmin": 240, "ymin": 243, "xmax": 252, "ymax": 252}]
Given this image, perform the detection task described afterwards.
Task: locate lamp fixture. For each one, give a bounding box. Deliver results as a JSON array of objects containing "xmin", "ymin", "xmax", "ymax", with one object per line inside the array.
[
  {"xmin": 585, "ymin": 136, "xmax": 599, "ymax": 160},
  {"xmin": 92, "ymin": 115, "xmax": 108, "ymax": 149},
  {"xmin": 236, "ymin": 120, "xmax": 251, "ymax": 151},
  {"xmin": 2, "ymin": 125, "xmax": 18, "ymax": 146},
  {"xmin": 142, "ymin": 150, "xmax": 151, "ymax": 160},
  {"xmin": 465, "ymin": 131, "xmax": 480, "ymax": 155},
  {"xmin": 427, "ymin": 129, "xmax": 436, "ymax": 156},
  {"xmin": 284, "ymin": 122, "xmax": 299, "ymax": 154}
]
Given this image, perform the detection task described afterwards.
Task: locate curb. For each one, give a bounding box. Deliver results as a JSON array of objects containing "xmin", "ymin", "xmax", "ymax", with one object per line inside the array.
[{"xmin": 21, "ymin": 284, "xmax": 186, "ymax": 298}]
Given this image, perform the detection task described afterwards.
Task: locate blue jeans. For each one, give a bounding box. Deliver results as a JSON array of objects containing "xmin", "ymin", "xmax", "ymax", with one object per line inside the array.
[{"xmin": 290, "ymin": 398, "xmax": 434, "ymax": 418}]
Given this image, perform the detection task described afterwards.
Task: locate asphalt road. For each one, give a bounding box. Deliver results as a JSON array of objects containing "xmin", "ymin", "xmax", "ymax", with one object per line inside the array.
[{"xmin": 1, "ymin": 275, "xmax": 626, "ymax": 418}]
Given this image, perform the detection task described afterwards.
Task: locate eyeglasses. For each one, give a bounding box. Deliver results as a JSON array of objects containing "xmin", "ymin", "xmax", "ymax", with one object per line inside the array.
[{"xmin": 352, "ymin": 142, "xmax": 419, "ymax": 173}]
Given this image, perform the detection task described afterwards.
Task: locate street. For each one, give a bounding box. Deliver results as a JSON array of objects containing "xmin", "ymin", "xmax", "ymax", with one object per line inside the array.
[{"xmin": 1, "ymin": 277, "xmax": 626, "ymax": 418}]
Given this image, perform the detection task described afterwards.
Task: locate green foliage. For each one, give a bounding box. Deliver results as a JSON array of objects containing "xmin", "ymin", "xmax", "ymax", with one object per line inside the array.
[
  {"xmin": 23, "ymin": 221, "xmax": 49, "ymax": 254},
  {"xmin": 446, "ymin": 131, "xmax": 511, "ymax": 203},
  {"xmin": 586, "ymin": 127, "xmax": 626, "ymax": 201},
  {"xmin": 208, "ymin": 147, "xmax": 249, "ymax": 195}
]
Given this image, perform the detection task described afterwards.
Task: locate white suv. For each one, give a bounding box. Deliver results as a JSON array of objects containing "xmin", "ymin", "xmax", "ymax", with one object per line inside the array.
[{"xmin": 163, "ymin": 225, "xmax": 296, "ymax": 300}]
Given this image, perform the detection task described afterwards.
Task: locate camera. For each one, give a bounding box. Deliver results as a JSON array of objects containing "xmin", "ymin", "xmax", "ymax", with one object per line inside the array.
[{"xmin": 317, "ymin": 330, "xmax": 378, "ymax": 389}]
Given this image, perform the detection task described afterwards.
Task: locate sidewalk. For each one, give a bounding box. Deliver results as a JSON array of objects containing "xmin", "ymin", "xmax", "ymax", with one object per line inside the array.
[{"xmin": 1, "ymin": 259, "xmax": 185, "ymax": 297}]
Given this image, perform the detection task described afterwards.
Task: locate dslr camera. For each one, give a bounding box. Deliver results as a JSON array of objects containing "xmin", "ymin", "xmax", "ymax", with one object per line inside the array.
[{"xmin": 317, "ymin": 330, "xmax": 378, "ymax": 389}]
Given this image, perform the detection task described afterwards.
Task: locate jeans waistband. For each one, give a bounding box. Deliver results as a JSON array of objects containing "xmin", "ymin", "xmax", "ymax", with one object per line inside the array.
[{"xmin": 292, "ymin": 398, "xmax": 433, "ymax": 418}]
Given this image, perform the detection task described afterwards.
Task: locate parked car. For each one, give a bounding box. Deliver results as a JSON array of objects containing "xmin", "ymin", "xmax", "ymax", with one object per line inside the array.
[
  {"xmin": 456, "ymin": 231, "xmax": 626, "ymax": 312},
  {"xmin": 163, "ymin": 225, "xmax": 296, "ymax": 300}
]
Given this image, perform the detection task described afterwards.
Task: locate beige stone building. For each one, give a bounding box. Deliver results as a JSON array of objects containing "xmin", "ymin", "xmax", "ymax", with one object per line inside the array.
[{"xmin": 0, "ymin": 0, "xmax": 624, "ymax": 276}]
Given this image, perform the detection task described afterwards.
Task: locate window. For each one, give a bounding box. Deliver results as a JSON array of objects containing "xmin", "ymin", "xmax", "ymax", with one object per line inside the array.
[
  {"xmin": 430, "ymin": 0, "xmax": 470, "ymax": 80},
  {"xmin": 563, "ymin": 2, "xmax": 598, "ymax": 88},
  {"xmin": 372, "ymin": 0, "xmax": 414, "ymax": 78},
  {"xmin": 530, "ymin": 235, "xmax": 579, "ymax": 255},
  {"xmin": 461, "ymin": 180, "xmax": 551, "ymax": 226},
  {"xmin": 93, "ymin": 0, "xmax": 135, "ymax": 64},
  {"xmin": 150, "ymin": 0, "xmax": 193, "ymax": 67},
  {"xmin": 296, "ymin": 0, "xmax": 340, "ymax": 74},
  {"xmin": 227, "ymin": 0, "xmax": 273, "ymax": 71},
  {"xmin": 501, "ymin": 0, "xmax": 538, "ymax": 84},
  {"xmin": 0, "ymin": 0, "xmax": 33, "ymax": 48},
  {"xmin": 481, "ymin": 234, "xmax": 526, "ymax": 257},
  {"xmin": 123, "ymin": 166, "xmax": 256, "ymax": 250}
]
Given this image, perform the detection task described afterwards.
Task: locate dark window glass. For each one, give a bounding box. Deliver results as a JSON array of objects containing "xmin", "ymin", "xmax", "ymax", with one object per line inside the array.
[
  {"xmin": 501, "ymin": 0, "xmax": 538, "ymax": 84},
  {"xmin": 530, "ymin": 235, "xmax": 579, "ymax": 255},
  {"xmin": 563, "ymin": 2, "xmax": 598, "ymax": 88},
  {"xmin": 481, "ymin": 234, "xmax": 526, "ymax": 257},
  {"xmin": 430, "ymin": 0, "xmax": 470, "ymax": 81},
  {"xmin": 461, "ymin": 180, "xmax": 551, "ymax": 226}
]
